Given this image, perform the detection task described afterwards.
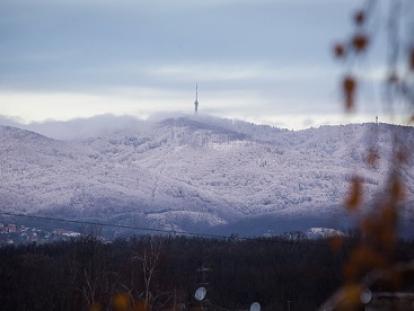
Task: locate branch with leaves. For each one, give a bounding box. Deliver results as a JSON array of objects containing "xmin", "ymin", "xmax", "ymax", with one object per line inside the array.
[{"xmin": 321, "ymin": 0, "xmax": 414, "ymax": 309}]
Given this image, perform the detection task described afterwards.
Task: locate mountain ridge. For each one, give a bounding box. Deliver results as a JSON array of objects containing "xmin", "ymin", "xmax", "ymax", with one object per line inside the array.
[{"xmin": 1, "ymin": 115, "xmax": 413, "ymax": 235}]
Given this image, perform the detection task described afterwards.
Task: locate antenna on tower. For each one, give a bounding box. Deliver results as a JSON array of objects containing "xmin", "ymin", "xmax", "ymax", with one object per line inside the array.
[{"xmin": 194, "ymin": 83, "xmax": 199, "ymax": 114}]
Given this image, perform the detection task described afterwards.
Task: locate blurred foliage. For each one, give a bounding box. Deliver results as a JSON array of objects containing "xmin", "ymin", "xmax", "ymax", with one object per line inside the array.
[{"xmin": 323, "ymin": 0, "xmax": 414, "ymax": 309}]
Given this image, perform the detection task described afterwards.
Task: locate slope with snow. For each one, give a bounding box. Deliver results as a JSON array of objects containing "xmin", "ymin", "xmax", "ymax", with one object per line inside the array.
[{"xmin": 0, "ymin": 115, "xmax": 413, "ymax": 234}]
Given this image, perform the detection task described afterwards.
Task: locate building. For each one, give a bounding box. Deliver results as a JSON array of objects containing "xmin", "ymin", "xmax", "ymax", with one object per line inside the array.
[
  {"xmin": 6, "ymin": 224, "xmax": 17, "ymax": 233},
  {"xmin": 365, "ymin": 292, "xmax": 414, "ymax": 310}
]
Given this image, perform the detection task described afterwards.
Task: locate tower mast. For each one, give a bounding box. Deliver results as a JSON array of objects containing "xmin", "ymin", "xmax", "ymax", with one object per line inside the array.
[{"xmin": 194, "ymin": 83, "xmax": 199, "ymax": 114}]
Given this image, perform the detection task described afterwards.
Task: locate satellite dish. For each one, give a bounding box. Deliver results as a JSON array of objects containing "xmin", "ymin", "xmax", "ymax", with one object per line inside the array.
[
  {"xmin": 360, "ymin": 289, "xmax": 372, "ymax": 304},
  {"xmin": 194, "ymin": 287, "xmax": 207, "ymax": 301},
  {"xmin": 250, "ymin": 302, "xmax": 261, "ymax": 311}
]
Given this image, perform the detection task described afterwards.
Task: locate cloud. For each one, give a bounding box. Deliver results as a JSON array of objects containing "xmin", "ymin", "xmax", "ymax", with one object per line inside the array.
[
  {"xmin": 3, "ymin": 0, "xmax": 357, "ymax": 7},
  {"xmin": 0, "ymin": 112, "xmax": 407, "ymax": 142},
  {"xmin": 0, "ymin": 90, "xmax": 176, "ymax": 122},
  {"xmin": 0, "ymin": 0, "xmax": 384, "ymax": 124},
  {"xmin": 146, "ymin": 63, "xmax": 336, "ymax": 83}
]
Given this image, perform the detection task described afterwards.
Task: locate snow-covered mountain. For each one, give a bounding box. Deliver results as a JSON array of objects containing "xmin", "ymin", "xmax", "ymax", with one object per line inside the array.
[{"xmin": 1, "ymin": 115, "xmax": 413, "ymax": 235}]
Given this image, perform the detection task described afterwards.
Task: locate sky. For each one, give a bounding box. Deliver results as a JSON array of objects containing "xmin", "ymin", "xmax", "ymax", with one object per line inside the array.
[{"xmin": 0, "ymin": 0, "xmax": 403, "ymax": 129}]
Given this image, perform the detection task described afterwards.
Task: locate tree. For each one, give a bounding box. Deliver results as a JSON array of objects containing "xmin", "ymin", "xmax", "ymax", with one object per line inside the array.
[{"xmin": 133, "ymin": 236, "xmax": 162, "ymax": 310}]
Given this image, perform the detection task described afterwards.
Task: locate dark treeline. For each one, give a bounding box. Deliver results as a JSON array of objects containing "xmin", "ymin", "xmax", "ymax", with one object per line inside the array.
[{"xmin": 0, "ymin": 236, "xmax": 413, "ymax": 311}]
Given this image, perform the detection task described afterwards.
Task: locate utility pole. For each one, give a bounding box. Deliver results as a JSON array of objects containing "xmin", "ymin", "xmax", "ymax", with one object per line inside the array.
[
  {"xmin": 196, "ymin": 265, "xmax": 210, "ymax": 310},
  {"xmin": 287, "ymin": 300, "xmax": 293, "ymax": 311}
]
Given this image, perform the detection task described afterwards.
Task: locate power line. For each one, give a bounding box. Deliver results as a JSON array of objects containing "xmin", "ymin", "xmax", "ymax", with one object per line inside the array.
[
  {"xmin": 0, "ymin": 211, "xmax": 231, "ymax": 240},
  {"xmin": 0, "ymin": 211, "xmax": 305, "ymax": 244}
]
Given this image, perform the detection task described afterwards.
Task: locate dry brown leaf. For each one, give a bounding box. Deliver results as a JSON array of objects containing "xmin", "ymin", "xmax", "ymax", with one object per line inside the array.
[
  {"xmin": 366, "ymin": 148, "xmax": 379, "ymax": 168},
  {"xmin": 329, "ymin": 235, "xmax": 344, "ymax": 253},
  {"xmin": 342, "ymin": 75, "xmax": 357, "ymax": 111},
  {"xmin": 113, "ymin": 293, "xmax": 130, "ymax": 311},
  {"xmin": 345, "ymin": 176, "xmax": 362, "ymax": 211},
  {"xmin": 352, "ymin": 33, "xmax": 369, "ymax": 52},
  {"xmin": 390, "ymin": 177, "xmax": 405, "ymax": 202},
  {"xmin": 89, "ymin": 304, "xmax": 102, "ymax": 311},
  {"xmin": 333, "ymin": 43, "xmax": 346, "ymax": 58},
  {"xmin": 354, "ymin": 10, "xmax": 365, "ymax": 25},
  {"xmin": 410, "ymin": 48, "xmax": 414, "ymax": 71}
]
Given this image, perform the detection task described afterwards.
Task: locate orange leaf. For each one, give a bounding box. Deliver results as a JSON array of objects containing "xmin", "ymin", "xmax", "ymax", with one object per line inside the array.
[
  {"xmin": 89, "ymin": 304, "xmax": 102, "ymax": 311},
  {"xmin": 354, "ymin": 10, "xmax": 365, "ymax": 25},
  {"xmin": 333, "ymin": 43, "xmax": 346, "ymax": 58},
  {"xmin": 410, "ymin": 48, "xmax": 414, "ymax": 71},
  {"xmin": 390, "ymin": 177, "xmax": 405, "ymax": 202},
  {"xmin": 113, "ymin": 293, "xmax": 130, "ymax": 311},
  {"xmin": 366, "ymin": 148, "xmax": 379, "ymax": 168},
  {"xmin": 329, "ymin": 235, "xmax": 344, "ymax": 253},
  {"xmin": 342, "ymin": 75, "xmax": 357, "ymax": 111},
  {"xmin": 338, "ymin": 284, "xmax": 363, "ymax": 309},
  {"xmin": 345, "ymin": 176, "xmax": 362, "ymax": 211},
  {"xmin": 352, "ymin": 34, "xmax": 369, "ymax": 52}
]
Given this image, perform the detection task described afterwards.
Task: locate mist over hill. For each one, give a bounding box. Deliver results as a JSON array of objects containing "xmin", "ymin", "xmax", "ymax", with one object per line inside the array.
[{"xmin": 1, "ymin": 114, "xmax": 413, "ymax": 236}]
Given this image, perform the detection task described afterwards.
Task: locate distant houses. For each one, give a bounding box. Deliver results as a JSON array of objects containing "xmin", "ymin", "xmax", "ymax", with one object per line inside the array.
[
  {"xmin": 53, "ymin": 228, "xmax": 81, "ymax": 238},
  {"xmin": 0, "ymin": 222, "xmax": 81, "ymax": 245},
  {"xmin": 0, "ymin": 223, "xmax": 17, "ymax": 233}
]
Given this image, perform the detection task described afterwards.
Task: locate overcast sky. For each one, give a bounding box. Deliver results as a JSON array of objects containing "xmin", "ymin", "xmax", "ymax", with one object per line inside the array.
[{"xmin": 0, "ymin": 0, "xmax": 397, "ymax": 129}]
